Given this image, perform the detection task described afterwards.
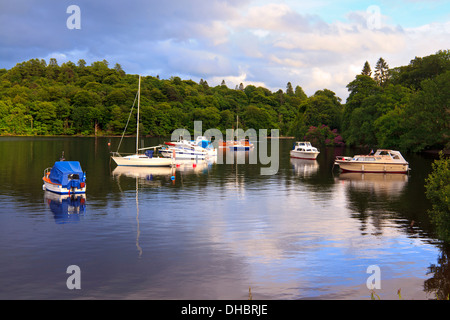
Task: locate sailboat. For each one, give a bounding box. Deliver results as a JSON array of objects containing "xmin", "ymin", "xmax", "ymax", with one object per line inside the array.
[{"xmin": 111, "ymin": 75, "xmax": 173, "ymax": 167}]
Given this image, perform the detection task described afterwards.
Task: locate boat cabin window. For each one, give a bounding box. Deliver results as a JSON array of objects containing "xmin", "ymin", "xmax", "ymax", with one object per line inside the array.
[
  {"xmin": 354, "ymin": 157, "xmax": 375, "ymax": 161},
  {"xmin": 68, "ymin": 174, "xmax": 80, "ymax": 180}
]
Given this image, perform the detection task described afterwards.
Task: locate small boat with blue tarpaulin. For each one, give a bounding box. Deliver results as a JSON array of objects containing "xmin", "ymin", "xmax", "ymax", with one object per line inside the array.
[{"xmin": 42, "ymin": 161, "xmax": 86, "ymax": 195}]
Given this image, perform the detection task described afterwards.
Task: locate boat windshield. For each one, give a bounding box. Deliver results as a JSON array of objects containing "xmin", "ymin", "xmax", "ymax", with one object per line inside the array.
[{"xmin": 353, "ymin": 157, "xmax": 376, "ymax": 161}]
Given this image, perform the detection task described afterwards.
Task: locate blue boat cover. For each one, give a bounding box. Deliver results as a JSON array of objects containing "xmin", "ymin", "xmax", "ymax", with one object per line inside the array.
[
  {"xmin": 197, "ymin": 140, "xmax": 212, "ymax": 148},
  {"xmin": 48, "ymin": 161, "xmax": 85, "ymax": 188}
]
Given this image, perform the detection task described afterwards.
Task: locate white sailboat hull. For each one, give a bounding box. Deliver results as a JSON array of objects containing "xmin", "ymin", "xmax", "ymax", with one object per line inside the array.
[{"xmin": 112, "ymin": 155, "xmax": 173, "ymax": 167}]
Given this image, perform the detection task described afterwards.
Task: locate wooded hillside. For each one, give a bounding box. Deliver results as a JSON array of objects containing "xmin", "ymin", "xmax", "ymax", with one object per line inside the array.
[{"xmin": 0, "ymin": 50, "xmax": 448, "ymax": 152}]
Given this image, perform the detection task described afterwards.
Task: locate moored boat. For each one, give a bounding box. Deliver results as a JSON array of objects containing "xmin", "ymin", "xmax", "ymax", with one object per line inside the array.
[
  {"xmin": 160, "ymin": 144, "xmax": 209, "ymax": 160},
  {"xmin": 219, "ymin": 139, "xmax": 254, "ymax": 151},
  {"xmin": 218, "ymin": 115, "xmax": 254, "ymax": 151},
  {"xmin": 111, "ymin": 75, "xmax": 173, "ymax": 167},
  {"xmin": 334, "ymin": 149, "xmax": 409, "ymax": 173},
  {"xmin": 290, "ymin": 141, "xmax": 320, "ymax": 160},
  {"xmin": 161, "ymin": 136, "xmax": 217, "ymax": 159},
  {"xmin": 112, "ymin": 152, "xmax": 173, "ymax": 166},
  {"xmin": 42, "ymin": 161, "xmax": 86, "ymax": 195}
]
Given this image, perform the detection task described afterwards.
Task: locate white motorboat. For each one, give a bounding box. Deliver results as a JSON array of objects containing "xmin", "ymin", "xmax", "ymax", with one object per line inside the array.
[
  {"xmin": 290, "ymin": 141, "xmax": 320, "ymax": 160},
  {"xmin": 334, "ymin": 149, "xmax": 409, "ymax": 173},
  {"xmin": 160, "ymin": 136, "xmax": 217, "ymax": 160},
  {"xmin": 111, "ymin": 75, "xmax": 173, "ymax": 167},
  {"xmin": 159, "ymin": 144, "xmax": 214, "ymax": 160}
]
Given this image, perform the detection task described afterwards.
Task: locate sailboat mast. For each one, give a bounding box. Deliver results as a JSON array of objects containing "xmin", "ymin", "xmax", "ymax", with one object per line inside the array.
[
  {"xmin": 136, "ymin": 75, "xmax": 141, "ymax": 154},
  {"xmin": 236, "ymin": 115, "xmax": 238, "ymax": 141}
]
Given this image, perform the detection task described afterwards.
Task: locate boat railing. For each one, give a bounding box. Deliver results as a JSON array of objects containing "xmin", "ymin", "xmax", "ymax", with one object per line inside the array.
[{"xmin": 43, "ymin": 167, "xmax": 52, "ymax": 177}]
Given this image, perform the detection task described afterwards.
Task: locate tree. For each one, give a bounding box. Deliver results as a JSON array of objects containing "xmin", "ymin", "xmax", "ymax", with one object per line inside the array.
[
  {"xmin": 2, "ymin": 102, "xmax": 32, "ymax": 134},
  {"xmin": 199, "ymin": 79, "xmax": 209, "ymax": 89},
  {"xmin": 425, "ymin": 152, "xmax": 450, "ymax": 241},
  {"xmin": 114, "ymin": 63, "xmax": 125, "ymax": 77},
  {"xmin": 77, "ymin": 59, "xmax": 86, "ymax": 68},
  {"xmin": 303, "ymin": 90, "xmax": 342, "ymax": 130},
  {"xmin": 58, "ymin": 61, "xmax": 77, "ymax": 84},
  {"xmin": 294, "ymin": 85, "xmax": 307, "ymax": 100},
  {"xmin": 399, "ymin": 71, "xmax": 450, "ymax": 152},
  {"xmin": 46, "ymin": 58, "xmax": 60, "ymax": 80},
  {"xmin": 191, "ymin": 107, "xmax": 221, "ymax": 130},
  {"xmin": 390, "ymin": 50, "xmax": 450, "ymax": 90},
  {"xmin": 33, "ymin": 101, "xmax": 56, "ymax": 124},
  {"xmin": 361, "ymin": 61, "xmax": 372, "ymax": 76},
  {"xmin": 242, "ymin": 105, "xmax": 274, "ymax": 131},
  {"xmin": 286, "ymin": 82, "xmax": 294, "ymax": 95},
  {"xmin": 219, "ymin": 109, "xmax": 235, "ymax": 131},
  {"xmin": 48, "ymin": 58, "xmax": 58, "ymax": 67},
  {"xmin": 374, "ymin": 57, "xmax": 389, "ymax": 86},
  {"xmin": 72, "ymin": 90, "xmax": 102, "ymax": 133},
  {"xmin": 342, "ymin": 75, "xmax": 381, "ymax": 143}
]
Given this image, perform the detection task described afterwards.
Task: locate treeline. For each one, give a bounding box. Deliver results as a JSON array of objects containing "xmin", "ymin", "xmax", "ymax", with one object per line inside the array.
[
  {"xmin": 0, "ymin": 50, "xmax": 448, "ymax": 152},
  {"xmin": 0, "ymin": 58, "xmax": 312, "ymax": 137}
]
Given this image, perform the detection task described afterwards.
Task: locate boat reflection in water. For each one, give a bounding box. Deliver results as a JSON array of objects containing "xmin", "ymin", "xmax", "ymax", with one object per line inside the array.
[
  {"xmin": 174, "ymin": 158, "xmax": 216, "ymax": 174},
  {"xmin": 111, "ymin": 159, "xmax": 216, "ymax": 258},
  {"xmin": 112, "ymin": 158, "xmax": 215, "ymax": 185},
  {"xmin": 112, "ymin": 165, "xmax": 174, "ymax": 188},
  {"xmin": 44, "ymin": 191, "xmax": 86, "ymax": 224},
  {"xmin": 290, "ymin": 158, "xmax": 319, "ymax": 177},
  {"xmin": 336, "ymin": 172, "xmax": 409, "ymax": 196}
]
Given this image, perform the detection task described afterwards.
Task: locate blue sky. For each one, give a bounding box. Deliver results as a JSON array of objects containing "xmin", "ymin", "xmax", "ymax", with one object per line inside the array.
[{"xmin": 0, "ymin": 0, "xmax": 448, "ymax": 99}]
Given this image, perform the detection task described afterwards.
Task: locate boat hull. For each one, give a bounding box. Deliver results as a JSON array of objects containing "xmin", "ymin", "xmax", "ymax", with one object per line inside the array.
[
  {"xmin": 112, "ymin": 155, "xmax": 173, "ymax": 167},
  {"xmin": 42, "ymin": 180, "xmax": 86, "ymax": 195},
  {"xmin": 219, "ymin": 140, "xmax": 254, "ymax": 151},
  {"xmin": 290, "ymin": 150, "xmax": 319, "ymax": 160},
  {"xmin": 334, "ymin": 161, "xmax": 409, "ymax": 173}
]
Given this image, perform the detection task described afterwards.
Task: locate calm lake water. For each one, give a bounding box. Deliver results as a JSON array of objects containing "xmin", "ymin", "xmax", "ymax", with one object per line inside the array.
[{"xmin": 0, "ymin": 136, "xmax": 448, "ymax": 300}]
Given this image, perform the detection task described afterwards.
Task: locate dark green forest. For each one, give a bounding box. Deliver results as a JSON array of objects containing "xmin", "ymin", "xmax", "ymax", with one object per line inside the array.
[{"xmin": 0, "ymin": 50, "xmax": 448, "ymax": 152}]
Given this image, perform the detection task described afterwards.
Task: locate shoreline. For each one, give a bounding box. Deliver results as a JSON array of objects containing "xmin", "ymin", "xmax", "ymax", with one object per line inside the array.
[
  {"xmin": 0, "ymin": 134, "xmax": 297, "ymax": 139},
  {"xmin": 1, "ymin": 134, "xmax": 448, "ymax": 155}
]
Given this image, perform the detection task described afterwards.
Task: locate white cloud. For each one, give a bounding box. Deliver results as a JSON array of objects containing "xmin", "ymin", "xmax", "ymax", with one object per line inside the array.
[
  {"xmin": 209, "ymin": 71, "xmax": 267, "ymax": 89},
  {"xmin": 1, "ymin": 1, "xmax": 449, "ymax": 101}
]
